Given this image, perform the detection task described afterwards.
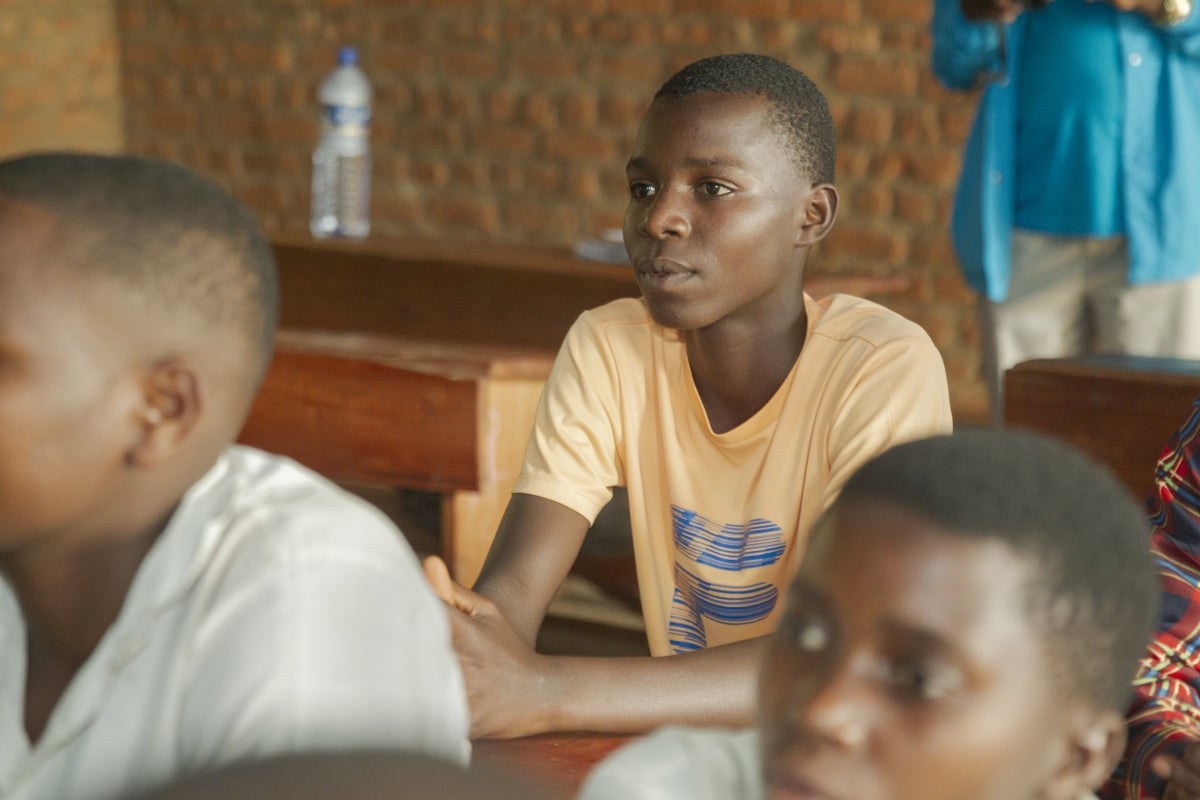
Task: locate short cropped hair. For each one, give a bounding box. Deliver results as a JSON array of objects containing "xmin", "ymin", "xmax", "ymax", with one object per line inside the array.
[
  {"xmin": 0, "ymin": 152, "xmax": 279, "ymax": 383},
  {"xmin": 655, "ymin": 53, "xmax": 836, "ymax": 184},
  {"xmin": 832, "ymin": 429, "xmax": 1158, "ymax": 710}
]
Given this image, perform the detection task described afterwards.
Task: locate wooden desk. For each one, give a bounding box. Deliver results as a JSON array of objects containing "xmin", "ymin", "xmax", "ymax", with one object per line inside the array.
[
  {"xmin": 271, "ymin": 236, "xmax": 642, "ymax": 349},
  {"xmin": 270, "ymin": 236, "xmax": 912, "ymax": 348},
  {"xmin": 1004, "ymin": 355, "xmax": 1200, "ymax": 502},
  {"xmin": 238, "ymin": 329, "xmax": 553, "ymax": 584},
  {"xmin": 243, "ymin": 237, "xmax": 913, "ymax": 583},
  {"xmin": 253, "ymin": 237, "xmax": 641, "ymax": 584},
  {"xmin": 473, "ymin": 733, "xmax": 632, "ymax": 796}
]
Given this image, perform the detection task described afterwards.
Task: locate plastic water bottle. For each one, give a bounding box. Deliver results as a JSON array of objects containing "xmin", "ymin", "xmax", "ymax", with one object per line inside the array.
[{"xmin": 310, "ymin": 46, "xmax": 371, "ymax": 239}]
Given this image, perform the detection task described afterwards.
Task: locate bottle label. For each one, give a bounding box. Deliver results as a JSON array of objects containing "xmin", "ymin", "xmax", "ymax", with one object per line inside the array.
[{"xmin": 321, "ymin": 103, "xmax": 371, "ymax": 135}]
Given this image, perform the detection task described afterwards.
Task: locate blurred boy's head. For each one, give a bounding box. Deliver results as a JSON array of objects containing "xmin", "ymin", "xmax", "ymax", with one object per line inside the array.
[
  {"xmin": 759, "ymin": 430, "xmax": 1158, "ymax": 800},
  {"xmin": 0, "ymin": 152, "xmax": 278, "ymax": 546},
  {"xmin": 623, "ymin": 53, "xmax": 838, "ymax": 332}
]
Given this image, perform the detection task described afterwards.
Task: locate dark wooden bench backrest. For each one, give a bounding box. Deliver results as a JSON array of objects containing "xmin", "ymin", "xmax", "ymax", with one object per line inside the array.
[{"xmin": 1004, "ymin": 356, "xmax": 1200, "ymax": 504}]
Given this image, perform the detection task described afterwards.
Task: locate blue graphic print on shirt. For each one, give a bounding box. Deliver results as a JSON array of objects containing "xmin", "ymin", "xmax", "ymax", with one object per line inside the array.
[
  {"xmin": 672, "ymin": 507, "xmax": 786, "ymax": 569},
  {"xmin": 667, "ymin": 505, "xmax": 786, "ymax": 653}
]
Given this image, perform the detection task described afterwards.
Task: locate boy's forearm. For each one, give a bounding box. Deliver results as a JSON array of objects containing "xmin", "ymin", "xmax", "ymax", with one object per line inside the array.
[
  {"xmin": 473, "ymin": 573, "xmax": 546, "ymax": 647},
  {"xmin": 526, "ymin": 637, "xmax": 767, "ymax": 736},
  {"xmin": 471, "ymin": 493, "xmax": 594, "ymax": 647}
]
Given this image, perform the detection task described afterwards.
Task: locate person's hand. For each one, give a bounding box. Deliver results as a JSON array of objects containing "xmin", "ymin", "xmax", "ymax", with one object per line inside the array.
[
  {"xmin": 1152, "ymin": 742, "xmax": 1200, "ymax": 799},
  {"xmin": 961, "ymin": 0, "xmax": 1032, "ymax": 22},
  {"xmin": 1089, "ymin": 0, "xmax": 1167, "ymax": 17},
  {"xmin": 423, "ymin": 554, "xmax": 483, "ymax": 615},
  {"xmin": 423, "ymin": 556, "xmax": 558, "ymax": 740}
]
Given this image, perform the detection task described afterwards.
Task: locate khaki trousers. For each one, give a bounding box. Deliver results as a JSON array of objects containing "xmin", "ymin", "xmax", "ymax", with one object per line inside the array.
[{"xmin": 980, "ymin": 229, "xmax": 1200, "ymax": 423}]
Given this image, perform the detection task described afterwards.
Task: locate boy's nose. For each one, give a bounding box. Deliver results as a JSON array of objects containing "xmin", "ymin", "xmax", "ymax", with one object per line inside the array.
[
  {"xmin": 786, "ymin": 663, "xmax": 873, "ymax": 752},
  {"xmin": 642, "ymin": 190, "xmax": 690, "ymax": 239}
]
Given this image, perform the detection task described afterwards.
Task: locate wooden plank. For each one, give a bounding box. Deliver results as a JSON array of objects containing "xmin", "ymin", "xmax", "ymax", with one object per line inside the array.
[
  {"xmin": 1004, "ymin": 355, "xmax": 1200, "ymax": 502},
  {"xmin": 239, "ymin": 347, "xmax": 481, "ymax": 493},
  {"xmin": 270, "ymin": 329, "xmax": 555, "ymax": 381},
  {"xmin": 271, "ymin": 237, "xmax": 641, "ymax": 350},
  {"xmin": 237, "ymin": 331, "xmax": 557, "ymax": 582}
]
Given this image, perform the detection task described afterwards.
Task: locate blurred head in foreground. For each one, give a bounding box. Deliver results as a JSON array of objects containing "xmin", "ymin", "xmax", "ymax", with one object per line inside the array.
[{"xmin": 759, "ymin": 429, "xmax": 1158, "ymax": 800}]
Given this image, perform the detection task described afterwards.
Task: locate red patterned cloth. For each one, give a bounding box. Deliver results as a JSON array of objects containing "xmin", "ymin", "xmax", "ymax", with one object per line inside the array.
[{"xmin": 1104, "ymin": 397, "xmax": 1200, "ymax": 799}]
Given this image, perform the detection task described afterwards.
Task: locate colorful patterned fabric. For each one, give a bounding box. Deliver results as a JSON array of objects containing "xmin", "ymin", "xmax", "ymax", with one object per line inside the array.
[{"xmin": 1103, "ymin": 397, "xmax": 1200, "ymax": 799}]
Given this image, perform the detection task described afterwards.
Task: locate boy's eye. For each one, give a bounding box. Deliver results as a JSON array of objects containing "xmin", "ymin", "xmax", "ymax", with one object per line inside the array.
[
  {"xmin": 784, "ymin": 613, "xmax": 832, "ymax": 654},
  {"xmin": 781, "ymin": 586, "xmax": 836, "ymax": 656},
  {"xmin": 629, "ymin": 181, "xmax": 656, "ymax": 199},
  {"xmin": 699, "ymin": 181, "xmax": 732, "ymax": 197},
  {"xmin": 883, "ymin": 660, "xmax": 965, "ymax": 702}
]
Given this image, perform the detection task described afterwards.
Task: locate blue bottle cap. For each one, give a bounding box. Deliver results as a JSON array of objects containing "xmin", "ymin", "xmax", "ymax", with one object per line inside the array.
[{"xmin": 337, "ymin": 46, "xmax": 358, "ymax": 66}]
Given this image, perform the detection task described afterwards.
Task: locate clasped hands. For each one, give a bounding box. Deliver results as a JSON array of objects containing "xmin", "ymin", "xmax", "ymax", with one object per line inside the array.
[{"xmin": 423, "ymin": 555, "xmax": 560, "ymax": 740}]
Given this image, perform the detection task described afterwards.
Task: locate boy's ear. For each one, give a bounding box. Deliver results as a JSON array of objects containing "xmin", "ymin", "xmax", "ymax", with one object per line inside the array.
[
  {"xmin": 128, "ymin": 356, "xmax": 204, "ymax": 468},
  {"xmin": 1038, "ymin": 707, "xmax": 1126, "ymax": 800},
  {"xmin": 795, "ymin": 183, "xmax": 839, "ymax": 247}
]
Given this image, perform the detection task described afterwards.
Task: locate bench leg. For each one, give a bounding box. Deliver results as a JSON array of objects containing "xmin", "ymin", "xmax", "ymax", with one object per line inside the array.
[{"xmin": 442, "ymin": 376, "xmax": 546, "ymax": 586}]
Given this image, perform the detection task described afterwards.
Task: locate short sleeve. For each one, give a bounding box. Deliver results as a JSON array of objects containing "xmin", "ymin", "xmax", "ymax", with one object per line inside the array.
[
  {"xmin": 822, "ymin": 328, "xmax": 954, "ymax": 510},
  {"xmin": 513, "ymin": 308, "xmax": 626, "ymax": 522},
  {"xmin": 931, "ymin": 0, "xmax": 1006, "ymax": 90}
]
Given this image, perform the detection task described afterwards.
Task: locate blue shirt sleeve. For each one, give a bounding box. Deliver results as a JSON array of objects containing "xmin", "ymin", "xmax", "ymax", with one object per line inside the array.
[{"xmin": 931, "ymin": 0, "xmax": 1008, "ymax": 90}]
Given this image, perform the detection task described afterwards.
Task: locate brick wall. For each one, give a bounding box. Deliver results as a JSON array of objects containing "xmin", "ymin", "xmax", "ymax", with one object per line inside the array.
[
  {"xmin": 0, "ymin": 0, "xmax": 125, "ymax": 156},
  {"xmin": 9, "ymin": 0, "xmax": 987, "ymax": 420}
]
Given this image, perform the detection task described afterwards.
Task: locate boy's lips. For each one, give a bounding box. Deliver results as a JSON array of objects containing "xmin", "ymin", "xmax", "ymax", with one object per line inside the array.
[
  {"xmin": 634, "ymin": 256, "xmax": 694, "ymax": 289},
  {"xmin": 634, "ymin": 255, "xmax": 692, "ymax": 274}
]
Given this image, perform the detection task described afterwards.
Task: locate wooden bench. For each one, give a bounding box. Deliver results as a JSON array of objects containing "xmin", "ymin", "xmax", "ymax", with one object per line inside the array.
[
  {"xmin": 238, "ymin": 329, "xmax": 552, "ymax": 584},
  {"xmin": 1004, "ymin": 355, "xmax": 1200, "ymax": 503},
  {"xmin": 240, "ymin": 237, "xmax": 911, "ymax": 584}
]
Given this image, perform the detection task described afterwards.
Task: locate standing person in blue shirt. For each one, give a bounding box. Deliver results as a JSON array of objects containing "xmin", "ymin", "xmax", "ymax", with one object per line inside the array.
[{"xmin": 932, "ymin": 0, "xmax": 1200, "ymax": 423}]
